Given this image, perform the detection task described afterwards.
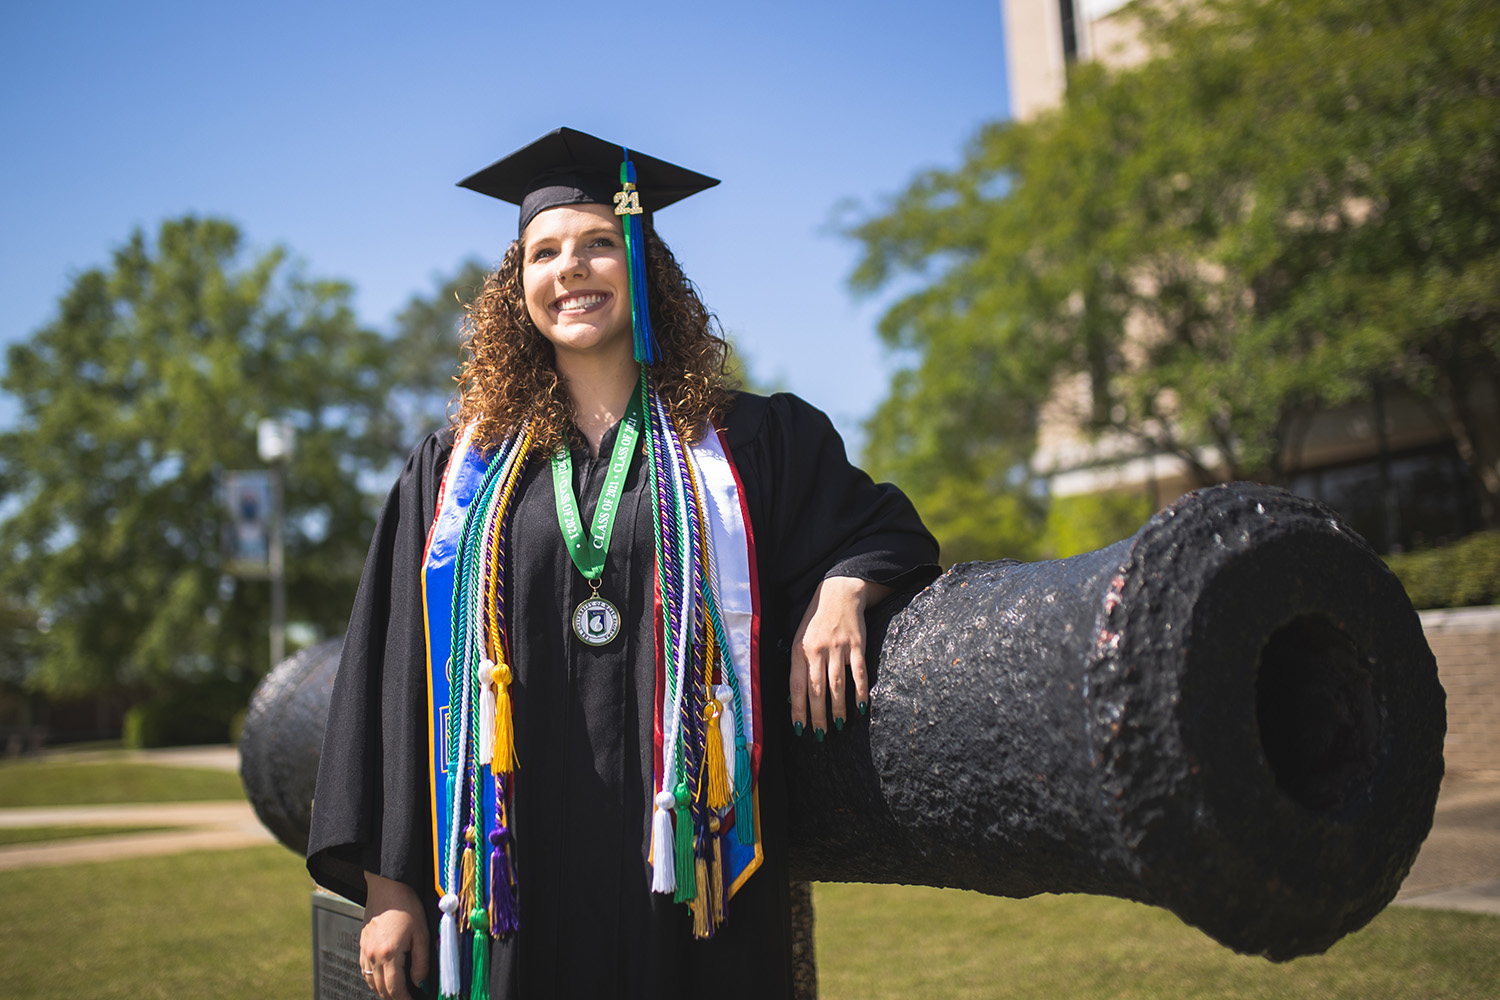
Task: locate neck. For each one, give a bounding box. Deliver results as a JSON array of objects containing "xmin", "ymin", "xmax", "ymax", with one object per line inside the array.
[{"xmin": 557, "ymin": 349, "xmax": 640, "ymax": 458}]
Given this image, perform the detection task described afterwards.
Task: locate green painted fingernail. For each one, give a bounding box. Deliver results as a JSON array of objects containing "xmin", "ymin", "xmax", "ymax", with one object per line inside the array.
[
  {"xmin": 793, "ymin": 721, "xmax": 803, "ymax": 736},
  {"xmin": 815, "ymin": 727, "xmax": 826, "ymax": 742},
  {"xmin": 835, "ymin": 716, "xmax": 845, "ymax": 732},
  {"xmin": 858, "ymin": 700, "xmax": 868, "ymax": 716}
]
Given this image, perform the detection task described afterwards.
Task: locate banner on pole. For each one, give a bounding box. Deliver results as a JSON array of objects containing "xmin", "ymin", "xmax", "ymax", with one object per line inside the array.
[{"xmin": 224, "ymin": 470, "xmax": 272, "ymax": 578}]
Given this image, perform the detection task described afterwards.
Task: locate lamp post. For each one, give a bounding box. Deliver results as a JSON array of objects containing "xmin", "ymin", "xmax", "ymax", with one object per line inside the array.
[{"xmin": 257, "ymin": 419, "xmax": 295, "ymax": 672}]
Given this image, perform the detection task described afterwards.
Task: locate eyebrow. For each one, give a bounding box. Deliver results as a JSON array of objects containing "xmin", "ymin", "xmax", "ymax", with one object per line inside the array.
[{"xmin": 525, "ymin": 223, "xmax": 619, "ymax": 249}]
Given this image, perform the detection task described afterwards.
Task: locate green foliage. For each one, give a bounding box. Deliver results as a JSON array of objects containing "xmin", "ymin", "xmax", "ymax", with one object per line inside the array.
[
  {"xmin": 847, "ymin": 0, "xmax": 1500, "ymax": 550},
  {"xmin": 387, "ymin": 257, "xmax": 490, "ymax": 442},
  {"xmin": 1385, "ymin": 530, "xmax": 1500, "ymax": 609},
  {"xmin": 0, "ymin": 593, "xmax": 38, "ymax": 688},
  {"xmin": 120, "ymin": 678, "xmax": 247, "ymax": 748},
  {"xmin": 1042, "ymin": 489, "xmax": 1156, "ymax": 559},
  {"xmin": 0, "ymin": 758, "xmax": 244, "ymax": 806},
  {"xmin": 0, "ymin": 217, "xmax": 404, "ymax": 698},
  {"xmin": 815, "ymin": 883, "xmax": 1500, "ymax": 999}
]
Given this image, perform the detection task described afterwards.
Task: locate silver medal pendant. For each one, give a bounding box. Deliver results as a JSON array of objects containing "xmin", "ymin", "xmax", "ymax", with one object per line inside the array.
[{"xmin": 573, "ymin": 595, "xmax": 622, "ymax": 646}]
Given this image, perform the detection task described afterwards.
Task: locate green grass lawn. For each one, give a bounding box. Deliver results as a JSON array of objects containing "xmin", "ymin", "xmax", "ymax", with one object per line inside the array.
[
  {"xmin": 2, "ymin": 756, "xmax": 1492, "ymax": 999},
  {"xmin": 0, "ymin": 850, "xmax": 1493, "ymax": 1000},
  {"xmin": 0, "ymin": 758, "xmax": 244, "ymax": 806},
  {"xmin": 0, "ymin": 846, "xmax": 311, "ymax": 1000},
  {"xmin": 814, "ymin": 883, "xmax": 1500, "ymax": 999},
  {"xmin": 0, "ymin": 824, "xmax": 171, "ymax": 846}
]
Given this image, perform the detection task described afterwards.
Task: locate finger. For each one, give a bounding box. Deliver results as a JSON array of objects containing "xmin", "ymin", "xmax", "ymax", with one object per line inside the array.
[
  {"xmin": 375, "ymin": 957, "xmax": 409, "ymax": 1000},
  {"xmin": 806, "ymin": 648, "xmax": 829, "ymax": 740},
  {"xmin": 408, "ymin": 929, "xmax": 430, "ymax": 986},
  {"xmin": 788, "ymin": 648, "xmax": 809, "ymax": 736},
  {"xmin": 827, "ymin": 645, "xmax": 848, "ymax": 733},
  {"xmin": 358, "ymin": 945, "xmax": 382, "ymax": 999},
  {"xmin": 849, "ymin": 642, "xmax": 870, "ymax": 720}
]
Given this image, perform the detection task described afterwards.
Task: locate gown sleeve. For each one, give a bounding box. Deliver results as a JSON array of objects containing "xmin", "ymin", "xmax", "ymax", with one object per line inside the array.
[
  {"xmin": 726, "ymin": 392, "xmax": 941, "ymax": 619},
  {"xmin": 306, "ymin": 429, "xmax": 453, "ymax": 905}
]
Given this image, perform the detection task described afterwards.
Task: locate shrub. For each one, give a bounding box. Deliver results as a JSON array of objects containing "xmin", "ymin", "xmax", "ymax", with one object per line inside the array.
[
  {"xmin": 1042, "ymin": 489, "xmax": 1156, "ymax": 559},
  {"xmin": 1384, "ymin": 531, "xmax": 1500, "ymax": 610}
]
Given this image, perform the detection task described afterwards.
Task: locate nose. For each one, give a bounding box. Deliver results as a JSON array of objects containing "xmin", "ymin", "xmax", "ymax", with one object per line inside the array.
[{"xmin": 556, "ymin": 244, "xmax": 587, "ymax": 281}]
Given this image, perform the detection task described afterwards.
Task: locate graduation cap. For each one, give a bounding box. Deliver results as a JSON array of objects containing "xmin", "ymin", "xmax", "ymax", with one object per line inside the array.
[{"xmin": 457, "ymin": 126, "xmax": 720, "ymax": 236}]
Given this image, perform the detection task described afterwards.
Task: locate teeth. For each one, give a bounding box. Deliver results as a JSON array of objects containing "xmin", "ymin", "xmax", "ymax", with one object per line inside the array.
[{"xmin": 557, "ymin": 293, "xmax": 605, "ymax": 311}]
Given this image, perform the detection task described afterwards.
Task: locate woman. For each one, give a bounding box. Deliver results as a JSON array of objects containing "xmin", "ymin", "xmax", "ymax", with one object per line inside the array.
[{"xmin": 307, "ymin": 127, "xmax": 939, "ymax": 1000}]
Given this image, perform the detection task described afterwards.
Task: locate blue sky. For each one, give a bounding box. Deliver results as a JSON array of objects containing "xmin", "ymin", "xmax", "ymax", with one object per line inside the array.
[{"xmin": 0, "ymin": 1, "xmax": 1009, "ymax": 449}]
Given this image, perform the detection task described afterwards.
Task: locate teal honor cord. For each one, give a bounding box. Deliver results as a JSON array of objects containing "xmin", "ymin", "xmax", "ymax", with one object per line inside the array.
[{"xmin": 552, "ymin": 384, "xmax": 644, "ymax": 645}]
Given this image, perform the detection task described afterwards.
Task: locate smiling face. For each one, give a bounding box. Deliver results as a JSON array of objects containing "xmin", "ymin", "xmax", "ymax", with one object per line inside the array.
[{"xmin": 521, "ymin": 203, "xmax": 634, "ymax": 366}]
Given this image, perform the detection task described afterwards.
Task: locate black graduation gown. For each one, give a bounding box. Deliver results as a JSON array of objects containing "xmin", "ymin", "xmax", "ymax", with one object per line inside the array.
[{"xmin": 307, "ymin": 391, "xmax": 939, "ymax": 1000}]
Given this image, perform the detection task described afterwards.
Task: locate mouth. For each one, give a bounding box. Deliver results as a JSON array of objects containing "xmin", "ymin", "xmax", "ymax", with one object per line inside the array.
[{"xmin": 552, "ymin": 291, "xmax": 610, "ymax": 314}]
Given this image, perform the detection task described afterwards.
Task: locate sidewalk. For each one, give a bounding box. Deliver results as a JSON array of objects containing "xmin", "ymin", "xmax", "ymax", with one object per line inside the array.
[
  {"xmin": 1, "ymin": 747, "xmax": 1496, "ymax": 917},
  {"xmin": 1390, "ymin": 772, "xmax": 1500, "ymax": 916},
  {"xmin": 0, "ymin": 745, "xmax": 275, "ymax": 871},
  {"xmin": 0, "ymin": 801, "xmax": 276, "ymax": 871}
]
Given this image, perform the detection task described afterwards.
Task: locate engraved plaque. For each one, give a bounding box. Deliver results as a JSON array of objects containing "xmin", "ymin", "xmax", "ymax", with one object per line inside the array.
[{"xmin": 311, "ymin": 891, "xmax": 377, "ymax": 1000}]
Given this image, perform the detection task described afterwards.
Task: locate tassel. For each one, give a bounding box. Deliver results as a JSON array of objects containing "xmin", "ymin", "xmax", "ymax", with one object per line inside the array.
[
  {"xmin": 672, "ymin": 784, "xmax": 696, "ymax": 904},
  {"xmin": 489, "ymin": 828, "xmax": 519, "ymax": 938},
  {"xmin": 703, "ymin": 700, "xmax": 732, "ymax": 811},
  {"xmin": 650, "ymin": 790, "xmax": 677, "ymax": 894},
  {"xmin": 438, "ymin": 893, "xmax": 461, "ymax": 999},
  {"xmin": 708, "ymin": 816, "xmax": 726, "ymax": 929},
  {"xmin": 733, "ymin": 738, "xmax": 755, "ymax": 846},
  {"xmin": 617, "ymin": 156, "xmax": 661, "ymax": 365},
  {"xmin": 477, "ymin": 661, "xmax": 496, "ymax": 767},
  {"xmin": 492, "ymin": 662, "xmax": 515, "ymax": 775},
  {"xmin": 459, "ymin": 828, "xmax": 477, "ymax": 929},
  {"xmin": 690, "ymin": 851, "xmax": 712, "ymax": 939},
  {"xmin": 468, "ymin": 908, "xmax": 491, "ymax": 1000},
  {"xmin": 488, "ymin": 828, "xmax": 518, "ymax": 937},
  {"xmin": 715, "ymin": 684, "xmax": 737, "ymax": 789}
]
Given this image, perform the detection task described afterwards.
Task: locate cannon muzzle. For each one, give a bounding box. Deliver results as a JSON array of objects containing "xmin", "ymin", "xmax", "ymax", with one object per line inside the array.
[{"xmin": 242, "ymin": 483, "xmax": 1443, "ymax": 962}]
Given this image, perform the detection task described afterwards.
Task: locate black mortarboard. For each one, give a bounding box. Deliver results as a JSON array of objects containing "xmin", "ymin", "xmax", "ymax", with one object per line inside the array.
[{"xmin": 457, "ymin": 127, "xmax": 720, "ymax": 235}]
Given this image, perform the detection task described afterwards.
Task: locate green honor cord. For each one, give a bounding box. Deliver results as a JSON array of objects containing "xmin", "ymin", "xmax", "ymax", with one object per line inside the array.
[{"xmin": 551, "ymin": 381, "xmax": 644, "ymax": 584}]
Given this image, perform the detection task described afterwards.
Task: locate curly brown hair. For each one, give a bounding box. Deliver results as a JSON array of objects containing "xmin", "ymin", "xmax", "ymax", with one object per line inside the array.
[{"xmin": 455, "ymin": 221, "xmax": 738, "ymax": 456}]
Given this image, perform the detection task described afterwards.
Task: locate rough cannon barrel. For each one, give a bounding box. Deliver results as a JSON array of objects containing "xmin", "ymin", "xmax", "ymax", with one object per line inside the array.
[
  {"xmin": 241, "ymin": 483, "xmax": 1444, "ymax": 962},
  {"xmin": 783, "ymin": 483, "xmax": 1443, "ymax": 960}
]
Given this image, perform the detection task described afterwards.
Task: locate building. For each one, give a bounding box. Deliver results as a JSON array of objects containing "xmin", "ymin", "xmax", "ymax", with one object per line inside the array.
[{"xmin": 999, "ymin": 0, "xmax": 1496, "ymax": 554}]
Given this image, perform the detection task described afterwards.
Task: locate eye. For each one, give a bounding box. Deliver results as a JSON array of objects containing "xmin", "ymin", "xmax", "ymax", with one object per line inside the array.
[
  {"xmin": 589, "ymin": 236, "xmax": 618, "ymax": 248},
  {"xmin": 528, "ymin": 247, "xmax": 557, "ymax": 263}
]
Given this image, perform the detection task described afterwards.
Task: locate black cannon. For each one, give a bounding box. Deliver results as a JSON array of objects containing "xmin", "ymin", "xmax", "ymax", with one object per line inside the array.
[{"xmin": 242, "ymin": 483, "xmax": 1444, "ymax": 962}]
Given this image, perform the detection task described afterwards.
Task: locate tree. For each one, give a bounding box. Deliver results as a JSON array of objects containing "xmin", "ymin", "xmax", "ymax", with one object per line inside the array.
[
  {"xmin": 386, "ymin": 258, "xmax": 491, "ymax": 446},
  {"xmin": 846, "ymin": 0, "xmax": 1500, "ymax": 557},
  {"xmin": 0, "ymin": 217, "xmax": 401, "ymax": 699}
]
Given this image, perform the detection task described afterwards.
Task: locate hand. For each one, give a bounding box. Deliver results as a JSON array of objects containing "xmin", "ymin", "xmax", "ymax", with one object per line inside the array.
[
  {"xmin": 361, "ymin": 872, "xmax": 430, "ymax": 1000},
  {"xmin": 790, "ymin": 576, "xmax": 892, "ymax": 740}
]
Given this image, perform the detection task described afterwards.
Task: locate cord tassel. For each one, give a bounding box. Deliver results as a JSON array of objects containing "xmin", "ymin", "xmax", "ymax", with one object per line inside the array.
[
  {"xmin": 704, "ymin": 699, "xmax": 732, "ymax": 811},
  {"xmin": 488, "ymin": 827, "xmax": 518, "ymax": 938},
  {"xmin": 459, "ymin": 829, "xmax": 478, "ymax": 929},
  {"xmin": 715, "ymin": 684, "xmax": 737, "ymax": 789},
  {"xmin": 690, "ymin": 849, "xmax": 712, "ymax": 939},
  {"xmin": 650, "ymin": 790, "xmax": 677, "ymax": 894},
  {"xmin": 493, "ymin": 662, "xmax": 516, "ymax": 775},
  {"xmin": 733, "ymin": 739, "xmax": 754, "ymax": 845},
  {"xmin": 438, "ymin": 893, "xmax": 461, "ymax": 999},
  {"xmin": 708, "ymin": 816, "xmax": 726, "ymax": 929},
  {"xmin": 477, "ymin": 661, "xmax": 496, "ymax": 767},
  {"xmin": 468, "ymin": 908, "xmax": 491, "ymax": 1000},
  {"xmin": 672, "ymin": 784, "xmax": 696, "ymax": 905}
]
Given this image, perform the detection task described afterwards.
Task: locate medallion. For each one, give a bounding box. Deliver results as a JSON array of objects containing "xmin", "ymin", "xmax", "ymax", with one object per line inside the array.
[{"xmin": 573, "ymin": 595, "xmax": 622, "ymax": 646}]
